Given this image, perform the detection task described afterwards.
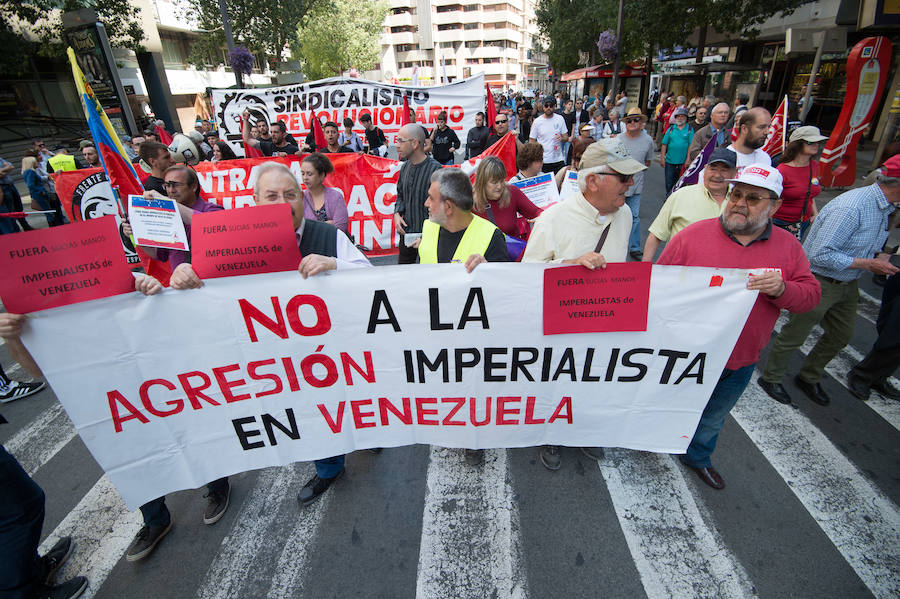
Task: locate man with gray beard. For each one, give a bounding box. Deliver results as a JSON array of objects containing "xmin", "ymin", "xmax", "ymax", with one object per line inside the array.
[{"xmin": 656, "ymin": 165, "xmax": 820, "ymax": 489}]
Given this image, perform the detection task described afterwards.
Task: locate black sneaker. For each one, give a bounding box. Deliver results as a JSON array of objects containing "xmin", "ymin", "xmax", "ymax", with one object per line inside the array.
[
  {"xmin": 580, "ymin": 447, "xmax": 604, "ymax": 462},
  {"xmin": 203, "ymin": 481, "xmax": 230, "ymax": 525},
  {"xmin": 0, "ymin": 380, "xmax": 46, "ymax": 403},
  {"xmin": 297, "ymin": 470, "xmax": 343, "ymax": 507},
  {"xmin": 31, "ymin": 576, "xmax": 88, "ymax": 599},
  {"xmin": 41, "ymin": 536, "xmax": 74, "ymax": 583},
  {"xmin": 539, "ymin": 445, "xmax": 561, "ymax": 470},
  {"xmin": 125, "ymin": 521, "xmax": 173, "ymax": 562}
]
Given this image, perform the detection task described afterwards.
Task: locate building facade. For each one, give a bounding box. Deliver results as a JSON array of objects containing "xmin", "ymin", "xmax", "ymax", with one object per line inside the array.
[{"xmin": 363, "ymin": 0, "xmax": 548, "ymax": 91}]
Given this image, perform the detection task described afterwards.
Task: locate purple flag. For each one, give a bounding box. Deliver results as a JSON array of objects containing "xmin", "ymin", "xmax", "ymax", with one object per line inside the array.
[{"xmin": 671, "ymin": 135, "xmax": 717, "ymax": 194}]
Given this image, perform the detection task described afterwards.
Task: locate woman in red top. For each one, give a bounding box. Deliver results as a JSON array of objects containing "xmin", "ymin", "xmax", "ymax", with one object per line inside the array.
[
  {"xmin": 472, "ymin": 156, "xmax": 542, "ymax": 239},
  {"xmin": 774, "ymin": 126, "xmax": 827, "ymax": 240}
]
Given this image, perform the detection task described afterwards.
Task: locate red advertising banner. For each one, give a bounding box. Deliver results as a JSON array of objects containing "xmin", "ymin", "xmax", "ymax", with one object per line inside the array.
[
  {"xmin": 191, "ymin": 203, "xmax": 301, "ymax": 279},
  {"xmin": 54, "ymin": 133, "xmax": 517, "ymax": 258},
  {"xmin": 0, "ymin": 216, "xmax": 135, "ymax": 313},
  {"xmin": 543, "ymin": 262, "xmax": 652, "ymax": 335},
  {"xmin": 819, "ymin": 36, "xmax": 893, "ymax": 187}
]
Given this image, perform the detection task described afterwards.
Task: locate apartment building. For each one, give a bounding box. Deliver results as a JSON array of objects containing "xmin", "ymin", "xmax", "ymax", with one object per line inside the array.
[{"xmin": 364, "ymin": 0, "xmax": 548, "ymax": 90}]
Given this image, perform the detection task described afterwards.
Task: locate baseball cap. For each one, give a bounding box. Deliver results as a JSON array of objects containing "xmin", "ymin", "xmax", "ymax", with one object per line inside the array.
[
  {"xmin": 882, "ymin": 154, "xmax": 900, "ymax": 178},
  {"xmin": 542, "ymin": 99, "xmax": 555, "ymax": 107},
  {"xmin": 789, "ymin": 125, "xmax": 828, "ymax": 144},
  {"xmin": 579, "ymin": 138, "xmax": 648, "ymax": 175},
  {"xmin": 707, "ymin": 148, "xmax": 737, "ymax": 168},
  {"xmin": 673, "ymin": 107, "xmax": 689, "ymax": 118},
  {"xmin": 727, "ymin": 164, "xmax": 784, "ymax": 197}
]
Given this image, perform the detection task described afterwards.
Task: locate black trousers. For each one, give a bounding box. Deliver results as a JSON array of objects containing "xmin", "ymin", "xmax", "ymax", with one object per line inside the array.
[{"xmin": 851, "ymin": 273, "xmax": 900, "ymax": 383}]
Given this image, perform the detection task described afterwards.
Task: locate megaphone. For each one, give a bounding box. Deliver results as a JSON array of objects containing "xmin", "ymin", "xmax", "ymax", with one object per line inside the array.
[
  {"xmin": 138, "ymin": 131, "xmax": 204, "ymax": 172},
  {"xmin": 168, "ymin": 132, "xmax": 202, "ymax": 166}
]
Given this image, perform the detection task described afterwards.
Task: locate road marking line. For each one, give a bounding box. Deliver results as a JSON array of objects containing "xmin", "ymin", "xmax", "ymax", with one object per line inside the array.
[
  {"xmin": 774, "ymin": 315, "xmax": 900, "ymax": 431},
  {"xmin": 196, "ymin": 466, "xmax": 303, "ymax": 599},
  {"xmin": 857, "ymin": 288, "xmax": 881, "ymax": 325},
  {"xmin": 735, "ymin": 375, "xmax": 900, "ymax": 599},
  {"xmin": 599, "ymin": 451, "xmax": 757, "ymax": 598},
  {"xmin": 4, "ymin": 403, "xmax": 77, "ymax": 475},
  {"xmin": 416, "ymin": 448, "xmax": 528, "ymax": 599},
  {"xmin": 265, "ymin": 465, "xmax": 331, "ymax": 599},
  {"xmin": 38, "ymin": 475, "xmax": 142, "ymax": 599}
]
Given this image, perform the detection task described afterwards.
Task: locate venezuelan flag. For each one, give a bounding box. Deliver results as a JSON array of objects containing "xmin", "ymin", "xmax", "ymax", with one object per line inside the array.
[{"xmin": 68, "ymin": 47, "xmax": 172, "ymax": 284}]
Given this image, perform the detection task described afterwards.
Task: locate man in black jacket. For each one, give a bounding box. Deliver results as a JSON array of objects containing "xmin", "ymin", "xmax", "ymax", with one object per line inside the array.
[{"xmin": 465, "ymin": 112, "xmax": 489, "ymax": 159}]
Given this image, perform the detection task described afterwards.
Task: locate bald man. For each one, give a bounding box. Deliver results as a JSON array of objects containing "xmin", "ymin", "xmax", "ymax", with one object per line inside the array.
[{"xmin": 393, "ymin": 124, "xmax": 443, "ymax": 264}]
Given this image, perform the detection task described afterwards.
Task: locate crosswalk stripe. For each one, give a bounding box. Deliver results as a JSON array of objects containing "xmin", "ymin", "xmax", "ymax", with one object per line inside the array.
[
  {"xmin": 264, "ymin": 476, "xmax": 332, "ymax": 599},
  {"xmin": 733, "ymin": 376, "xmax": 900, "ymax": 598},
  {"xmin": 599, "ymin": 451, "xmax": 757, "ymax": 598},
  {"xmin": 857, "ymin": 288, "xmax": 882, "ymax": 325},
  {"xmin": 195, "ymin": 467, "xmax": 305, "ymax": 599},
  {"xmin": 38, "ymin": 475, "xmax": 142, "ymax": 599},
  {"xmin": 773, "ymin": 315, "xmax": 900, "ymax": 431},
  {"xmin": 416, "ymin": 448, "xmax": 528, "ymax": 599},
  {"xmin": 4, "ymin": 402, "xmax": 77, "ymax": 475}
]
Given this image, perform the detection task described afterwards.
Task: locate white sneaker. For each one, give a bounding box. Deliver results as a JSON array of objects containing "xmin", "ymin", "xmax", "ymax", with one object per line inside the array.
[{"xmin": 0, "ymin": 380, "xmax": 46, "ymax": 403}]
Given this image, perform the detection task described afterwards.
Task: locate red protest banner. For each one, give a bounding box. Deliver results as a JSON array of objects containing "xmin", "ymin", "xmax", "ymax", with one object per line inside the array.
[
  {"xmin": 53, "ymin": 133, "xmax": 517, "ymax": 257},
  {"xmin": 191, "ymin": 203, "xmax": 301, "ymax": 279},
  {"xmin": 543, "ymin": 262, "xmax": 652, "ymax": 335},
  {"xmin": 0, "ymin": 216, "xmax": 135, "ymax": 313}
]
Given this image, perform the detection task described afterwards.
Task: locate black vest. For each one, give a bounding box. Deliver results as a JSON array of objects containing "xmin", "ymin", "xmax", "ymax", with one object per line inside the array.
[{"xmin": 299, "ymin": 219, "xmax": 338, "ymax": 258}]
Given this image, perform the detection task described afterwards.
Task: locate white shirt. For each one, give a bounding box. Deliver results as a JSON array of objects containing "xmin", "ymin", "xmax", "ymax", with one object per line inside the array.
[
  {"xmin": 728, "ymin": 145, "xmax": 772, "ymax": 175},
  {"xmin": 529, "ymin": 113, "xmax": 568, "ymax": 164},
  {"xmin": 522, "ymin": 191, "xmax": 631, "ymax": 263}
]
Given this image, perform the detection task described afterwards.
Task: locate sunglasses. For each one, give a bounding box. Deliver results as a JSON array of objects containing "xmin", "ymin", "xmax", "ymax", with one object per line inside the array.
[
  {"xmin": 624, "ymin": 118, "xmax": 642, "ymax": 124},
  {"xmin": 495, "ymin": 119, "xmax": 507, "ymax": 124}
]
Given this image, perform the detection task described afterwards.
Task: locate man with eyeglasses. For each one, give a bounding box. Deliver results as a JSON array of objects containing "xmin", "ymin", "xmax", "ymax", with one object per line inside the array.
[
  {"xmin": 759, "ymin": 157, "xmax": 900, "ymax": 406},
  {"xmin": 168, "ymin": 162, "xmax": 371, "ymax": 510},
  {"xmin": 465, "ymin": 111, "xmax": 489, "ymax": 159},
  {"xmin": 657, "ymin": 165, "xmax": 820, "ymax": 489},
  {"xmin": 522, "ymin": 138, "xmax": 646, "ymax": 471},
  {"xmin": 393, "ymin": 124, "xmax": 443, "ymax": 264}
]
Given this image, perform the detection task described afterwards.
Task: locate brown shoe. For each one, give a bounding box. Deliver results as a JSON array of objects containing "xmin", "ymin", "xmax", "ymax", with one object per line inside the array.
[{"xmin": 686, "ymin": 465, "xmax": 725, "ymax": 490}]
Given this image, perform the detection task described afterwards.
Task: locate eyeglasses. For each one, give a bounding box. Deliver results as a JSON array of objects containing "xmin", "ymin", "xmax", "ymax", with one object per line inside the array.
[
  {"xmin": 396, "ymin": 137, "xmax": 413, "ymax": 144},
  {"xmin": 624, "ymin": 118, "xmax": 642, "ymax": 124},
  {"xmin": 591, "ymin": 171, "xmax": 633, "ymax": 183},
  {"xmin": 729, "ymin": 188, "xmax": 774, "ymax": 206},
  {"xmin": 495, "ymin": 119, "xmax": 507, "ymax": 124},
  {"xmin": 162, "ymin": 181, "xmax": 186, "ymax": 188}
]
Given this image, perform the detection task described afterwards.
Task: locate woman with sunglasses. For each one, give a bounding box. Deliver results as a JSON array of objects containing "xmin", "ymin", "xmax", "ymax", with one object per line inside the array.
[
  {"xmin": 472, "ymin": 155, "xmax": 542, "ymax": 239},
  {"xmin": 772, "ymin": 126, "xmax": 827, "ymax": 240}
]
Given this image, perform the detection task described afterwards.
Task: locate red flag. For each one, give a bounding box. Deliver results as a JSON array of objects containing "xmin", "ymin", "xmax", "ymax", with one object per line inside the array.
[
  {"xmin": 154, "ymin": 124, "xmax": 174, "ymax": 146},
  {"xmin": 311, "ymin": 110, "xmax": 327, "ymax": 149},
  {"xmin": 762, "ymin": 96, "xmax": 788, "ymax": 157},
  {"xmin": 400, "ymin": 95, "xmax": 411, "ymax": 126},
  {"xmin": 485, "ymin": 84, "xmax": 498, "ymax": 134},
  {"xmin": 242, "ymin": 119, "xmax": 263, "ymax": 158},
  {"xmin": 729, "ymin": 121, "xmax": 739, "ymax": 143}
]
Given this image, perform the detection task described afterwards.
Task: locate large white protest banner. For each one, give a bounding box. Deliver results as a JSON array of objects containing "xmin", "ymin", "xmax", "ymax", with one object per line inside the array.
[
  {"xmin": 22, "ymin": 263, "xmax": 756, "ymax": 509},
  {"xmin": 211, "ymin": 74, "xmax": 485, "ymax": 157}
]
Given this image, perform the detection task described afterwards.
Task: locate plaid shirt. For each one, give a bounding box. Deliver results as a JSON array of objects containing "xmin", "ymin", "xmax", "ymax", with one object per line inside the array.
[{"xmin": 803, "ymin": 183, "xmax": 895, "ymax": 281}]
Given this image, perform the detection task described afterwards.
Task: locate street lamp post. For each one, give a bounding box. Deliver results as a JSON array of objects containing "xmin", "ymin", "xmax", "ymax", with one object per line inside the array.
[
  {"xmin": 218, "ymin": 0, "xmax": 242, "ymax": 87},
  {"xmin": 609, "ymin": 0, "xmax": 625, "ymax": 103}
]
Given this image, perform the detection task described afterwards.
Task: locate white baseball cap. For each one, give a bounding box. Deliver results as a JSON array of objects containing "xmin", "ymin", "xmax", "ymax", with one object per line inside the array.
[{"xmin": 727, "ymin": 164, "xmax": 784, "ymax": 197}]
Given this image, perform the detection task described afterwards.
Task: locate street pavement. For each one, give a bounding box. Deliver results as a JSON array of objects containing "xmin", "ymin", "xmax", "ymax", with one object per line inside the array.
[{"xmin": 1, "ymin": 158, "xmax": 898, "ymax": 599}]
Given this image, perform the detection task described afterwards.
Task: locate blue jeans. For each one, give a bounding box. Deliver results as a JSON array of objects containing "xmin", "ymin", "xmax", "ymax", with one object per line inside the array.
[
  {"xmin": 664, "ymin": 162, "xmax": 682, "ymax": 196},
  {"xmin": 624, "ymin": 194, "xmax": 642, "ymax": 253},
  {"xmin": 681, "ymin": 364, "xmax": 756, "ymax": 469},
  {"xmin": 0, "ymin": 445, "xmax": 45, "ymax": 599},
  {"xmin": 139, "ymin": 477, "xmax": 229, "ymax": 527},
  {"xmin": 314, "ymin": 455, "xmax": 345, "ymax": 479}
]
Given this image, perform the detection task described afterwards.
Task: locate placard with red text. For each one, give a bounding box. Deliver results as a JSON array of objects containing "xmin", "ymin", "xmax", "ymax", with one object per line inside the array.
[
  {"xmin": 0, "ymin": 216, "xmax": 135, "ymax": 313},
  {"xmin": 191, "ymin": 203, "xmax": 301, "ymax": 279},
  {"xmin": 543, "ymin": 262, "xmax": 652, "ymax": 334}
]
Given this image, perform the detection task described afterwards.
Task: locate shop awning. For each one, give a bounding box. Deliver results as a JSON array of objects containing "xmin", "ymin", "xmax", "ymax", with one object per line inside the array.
[{"xmin": 561, "ymin": 65, "xmax": 645, "ymax": 81}]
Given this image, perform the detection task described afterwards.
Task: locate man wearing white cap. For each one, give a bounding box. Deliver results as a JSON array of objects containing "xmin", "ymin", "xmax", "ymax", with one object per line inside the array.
[
  {"xmin": 522, "ymin": 138, "xmax": 647, "ymax": 471},
  {"xmin": 657, "ymin": 165, "xmax": 820, "ymax": 489}
]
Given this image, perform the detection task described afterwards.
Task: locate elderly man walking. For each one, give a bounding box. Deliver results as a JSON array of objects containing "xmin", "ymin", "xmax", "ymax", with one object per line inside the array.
[
  {"xmin": 758, "ymin": 157, "xmax": 900, "ymax": 406},
  {"xmin": 657, "ymin": 165, "xmax": 820, "ymax": 488}
]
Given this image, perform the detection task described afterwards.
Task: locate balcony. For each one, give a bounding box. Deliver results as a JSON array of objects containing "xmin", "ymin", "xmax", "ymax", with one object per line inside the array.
[
  {"xmin": 388, "ymin": 30, "xmax": 417, "ymax": 45},
  {"xmin": 387, "ymin": 12, "xmax": 414, "ymax": 27}
]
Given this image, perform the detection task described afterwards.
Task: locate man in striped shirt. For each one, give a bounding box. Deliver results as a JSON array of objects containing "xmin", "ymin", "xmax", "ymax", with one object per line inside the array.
[
  {"xmin": 758, "ymin": 159, "xmax": 900, "ymax": 406},
  {"xmin": 393, "ymin": 124, "xmax": 443, "ymax": 264}
]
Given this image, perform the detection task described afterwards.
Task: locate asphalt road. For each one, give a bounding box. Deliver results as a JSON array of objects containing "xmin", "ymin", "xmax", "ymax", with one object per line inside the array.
[{"xmin": 1, "ymin": 157, "xmax": 898, "ymax": 599}]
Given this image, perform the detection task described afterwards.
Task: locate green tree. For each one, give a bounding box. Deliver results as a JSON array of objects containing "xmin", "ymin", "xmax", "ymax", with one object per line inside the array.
[
  {"xmin": 1, "ymin": 0, "xmax": 144, "ymax": 75},
  {"xmin": 293, "ymin": 0, "xmax": 389, "ymax": 80},
  {"xmin": 181, "ymin": 0, "xmax": 317, "ymax": 71}
]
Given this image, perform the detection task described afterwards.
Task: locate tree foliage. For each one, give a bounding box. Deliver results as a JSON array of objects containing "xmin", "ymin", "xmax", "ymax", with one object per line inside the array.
[
  {"xmin": 292, "ymin": 0, "xmax": 389, "ymax": 80},
  {"xmin": 181, "ymin": 0, "xmax": 315, "ymax": 71},
  {"xmin": 536, "ymin": 0, "xmax": 805, "ymax": 74},
  {"xmin": 1, "ymin": 0, "xmax": 144, "ymax": 75}
]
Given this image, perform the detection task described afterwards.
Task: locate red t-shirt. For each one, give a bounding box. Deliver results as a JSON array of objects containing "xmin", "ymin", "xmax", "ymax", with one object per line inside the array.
[
  {"xmin": 774, "ymin": 160, "xmax": 821, "ymax": 222},
  {"xmin": 657, "ymin": 218, "xmax": 821, "ymax": 369},
  {"xmin": 473, "ymin": 185, "xmax": 543, "ymax": 238}
]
